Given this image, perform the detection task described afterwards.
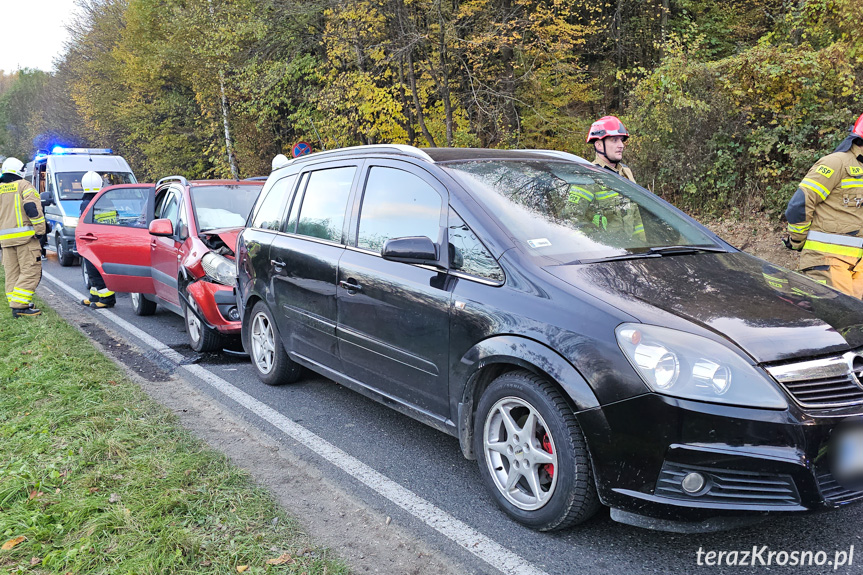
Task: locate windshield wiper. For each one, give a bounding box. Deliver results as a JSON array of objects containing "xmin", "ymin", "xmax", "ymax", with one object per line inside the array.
[
  {"xmin": 646, "ymin": 245, "xmax": 726, "ymax": 255},
  {"xmin": 574, "ymin": 244, "xmax": 726, "ymax": 264}
]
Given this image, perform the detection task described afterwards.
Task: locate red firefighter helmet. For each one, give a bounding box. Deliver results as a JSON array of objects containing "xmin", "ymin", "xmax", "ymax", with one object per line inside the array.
[
  {"xmin": 853, "ymin": 112, "xmax": 863, "ymax": 139},
  {"xmin": 586, "ymin": 116, "xmax": 630, "ymax": 143}
]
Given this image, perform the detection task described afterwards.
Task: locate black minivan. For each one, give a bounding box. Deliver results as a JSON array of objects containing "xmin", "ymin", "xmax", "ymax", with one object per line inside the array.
[{"xmin": 235, "ymin": 145, "xmax": 863, "ymax": 532}]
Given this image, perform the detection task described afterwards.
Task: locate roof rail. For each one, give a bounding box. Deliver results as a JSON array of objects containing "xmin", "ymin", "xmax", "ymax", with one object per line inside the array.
[
  {"xmin": 156, "ymin": 175, "xmax": 189, "ymax": 188},
  {"xmin": 272, "ymin": 144, "xmax": 434, "ymax": 171},
  {"xmin": 515, "ymin": 149, "xmax": 593, "ymax": 165}
]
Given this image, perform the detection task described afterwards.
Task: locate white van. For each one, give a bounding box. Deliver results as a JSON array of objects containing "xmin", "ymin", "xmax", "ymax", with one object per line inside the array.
[{"xmin": 31, "ymin": 147, "xmax": 136, "ymax": 265}]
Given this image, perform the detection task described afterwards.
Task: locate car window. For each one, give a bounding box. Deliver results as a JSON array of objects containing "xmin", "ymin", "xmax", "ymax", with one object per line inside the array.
[
  {"xmin": 357, "ymin": 167, "xmax": 443, "ymax": 252},
  {"xmin": 295, "ymin": 167, "xmax": 355, "ymax": 242},
  {"xmin": 160, "ymin": 190, "xmax": 181, "ymax": 225},
  {"xmin": 250, "ymin": 175, "xmax": 296, "ymax": 231},
  {"xmin": 53, "ymin": 171, "xmax": 136, "ymax": 200},
  {"xmin": 448, "ymin": 208, "xmax": 504, "ymax": 283},
  {"xmin": 89, "ymin": 187, "xmax": 149, "ymax": 228},
  {"xmin": 154, "ymin": 189, "xmax": 173, "ymax": 219},
  {"xmin": 285, "ymin": 173, "xmax": 309, "ymax": 233}
]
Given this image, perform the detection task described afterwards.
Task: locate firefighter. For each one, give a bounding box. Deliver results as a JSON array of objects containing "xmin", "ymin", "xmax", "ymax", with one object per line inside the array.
[
  {"xmin": 785, "ymin": 113, "xmax": 863, "ymax": 297},
  {"xmin": 0, "ymin": 157, "xmax": 46, "ymax": 318},
  {"xmin": 79, "ymin": 171, "xmax": 116, "ymax": 309},
  {"xmin": 563, "ymin": 116, "xmax": 645, "ymax": 241},
  {"xmin": 587, "ymin": 115, "xmax": 636, "ymax": 183}
]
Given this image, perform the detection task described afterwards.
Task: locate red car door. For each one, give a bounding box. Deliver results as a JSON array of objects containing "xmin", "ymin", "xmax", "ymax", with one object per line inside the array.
[
  {"xmin": 149, "ymin": 186, "xmax": 185, "ymax": 310},
  {"xmin": 76, "ymin": 184, "xmax": 157, "ymax": 294}
]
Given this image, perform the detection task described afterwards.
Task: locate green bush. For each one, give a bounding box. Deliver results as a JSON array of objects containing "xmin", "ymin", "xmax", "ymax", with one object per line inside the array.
[{"xmin": 626, "ymin": 33, "xmax": 863, "ymax": 217}]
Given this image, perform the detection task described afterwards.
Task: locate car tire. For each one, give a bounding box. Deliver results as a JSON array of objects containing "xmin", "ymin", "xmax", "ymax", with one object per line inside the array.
[
  {"xmin": 130, "ymin": 292, "xmax": 157, "ymax": 316},
  {"xmin": 81, "ymin": 258, "xmax": 90, "ymax": 287},
  {"xmin": 183, "ymin": 292, "xmax": 223, "ymax": 352},
  {"xmin": 474, "ymin": 370, "xmax": 600, "ymax": 531},
  {"xmin": 56, "ymin": 234, "xmax": 74, "ymax": 266},
  {"xmin": 249, "ymin": 301, "xmax": 302, "ymax": 385}
]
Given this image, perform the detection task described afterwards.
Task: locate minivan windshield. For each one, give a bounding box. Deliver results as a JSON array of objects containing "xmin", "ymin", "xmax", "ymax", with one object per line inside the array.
[
  {"xmin": 55, "ymin": 171, "xmax": 137, "ymax": 200},
  {"xmin": 443, "ymin": 160, "xmax": 721, "ymax": 264}
]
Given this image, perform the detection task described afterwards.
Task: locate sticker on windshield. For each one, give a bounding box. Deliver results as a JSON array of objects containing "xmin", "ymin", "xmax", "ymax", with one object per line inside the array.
[{"xmin": 527, "ymin": 238, "xmax": 552, "ymax": 249}]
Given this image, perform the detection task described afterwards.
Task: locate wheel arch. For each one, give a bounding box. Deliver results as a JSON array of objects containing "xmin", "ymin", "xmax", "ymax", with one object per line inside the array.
[{"xmin": 454, "ymin": 335, "xmax": 600, "ymax": 460}]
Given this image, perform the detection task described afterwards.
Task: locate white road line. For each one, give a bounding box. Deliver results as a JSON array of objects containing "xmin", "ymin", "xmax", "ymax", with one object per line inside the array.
[{"xmin": 41, "ymin": 271, "xmax": 549, "ymax": 575}]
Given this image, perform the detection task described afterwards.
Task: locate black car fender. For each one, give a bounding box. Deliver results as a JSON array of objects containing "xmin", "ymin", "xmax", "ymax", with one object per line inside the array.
[{"xmin": 453, "ymin": 334, "xmax": 600, "ymax": 459}]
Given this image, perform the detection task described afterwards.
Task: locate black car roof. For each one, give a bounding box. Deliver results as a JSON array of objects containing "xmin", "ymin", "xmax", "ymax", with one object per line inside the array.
[{"xmin": 274, "ymin": 144, "xmax": 591, "ymax": 171}]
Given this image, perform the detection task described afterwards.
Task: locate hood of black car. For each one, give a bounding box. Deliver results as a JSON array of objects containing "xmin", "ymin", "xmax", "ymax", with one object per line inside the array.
[{"xmin": 544, "ymin": 251, "xmax": 863, "ymax": 363}]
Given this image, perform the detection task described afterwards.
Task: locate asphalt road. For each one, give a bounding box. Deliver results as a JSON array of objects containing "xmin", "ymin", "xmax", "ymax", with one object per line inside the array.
[{"xmin": 38, "ymin": 253, "xmax": 863, "ymax": 575}]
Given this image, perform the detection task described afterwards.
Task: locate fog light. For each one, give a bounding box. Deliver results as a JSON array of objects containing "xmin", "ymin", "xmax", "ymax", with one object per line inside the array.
[
  {"xmin": 681, "ymin": 472, "xmax": 706, "ymax": 494},
  {"xmin": 227, "ymin": 306, "xmax": 240, "ymax": 321}
]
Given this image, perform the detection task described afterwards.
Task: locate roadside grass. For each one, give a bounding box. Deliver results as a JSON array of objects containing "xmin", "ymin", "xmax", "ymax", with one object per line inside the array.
[{"xmin": 0, "ymin": 281, "xmax": 348, "ymax": 575}]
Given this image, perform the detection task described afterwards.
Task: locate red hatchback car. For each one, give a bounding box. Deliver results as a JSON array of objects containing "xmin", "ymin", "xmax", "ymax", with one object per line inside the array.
[{"xmin": 76, "ymin": 177, "xmax": 264, "ymax": 351}]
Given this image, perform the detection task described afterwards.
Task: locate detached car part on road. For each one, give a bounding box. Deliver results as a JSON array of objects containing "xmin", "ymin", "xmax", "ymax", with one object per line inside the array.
[
  {"xmin": 235, "ymin": 145, "xmax": 863, "ymax": 533},
  {"xmin": 75, "ymin": 177, "xmax": 263, "ymax": 352}
]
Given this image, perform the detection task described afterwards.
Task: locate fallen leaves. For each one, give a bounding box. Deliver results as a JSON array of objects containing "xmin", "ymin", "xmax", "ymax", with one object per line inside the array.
[
  {"xmin": 1, "ymin": 536, "xmax": 26, "ymax": 550},
  {"xmin": 236, "ymin": 566, "xmax": 249, "ymax": 573},
  {"xmin": 266, "ymin": 553, "xmax": 294, "ymax": 565},
  {"xmin": 28, "ymin": 490, "xmax": 44, "ymax": 500}
]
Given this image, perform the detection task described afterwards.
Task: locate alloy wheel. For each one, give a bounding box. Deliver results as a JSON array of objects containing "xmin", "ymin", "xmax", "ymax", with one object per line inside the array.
[
  {"xmin": 483, "ymin": 396, "xmax": 559, "ymax": 511},
  {"xmin": 185, "ymin": 297, "xmax": 203, "ymax": 344},
  {"xmin": 251, "ymin": 311, "xmax": 275, "ymax": 374}
]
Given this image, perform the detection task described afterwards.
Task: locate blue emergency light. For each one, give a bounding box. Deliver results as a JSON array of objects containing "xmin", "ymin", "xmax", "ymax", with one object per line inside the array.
[{"xmin": 51, "ymin": 146, "xmax": 113, "ymax": 155}]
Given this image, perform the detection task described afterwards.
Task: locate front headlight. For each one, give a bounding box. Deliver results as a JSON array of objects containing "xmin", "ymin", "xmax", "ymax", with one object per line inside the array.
[
  {"xmin": 63, "ymin": 216, "xmax": 79, "ymax": 227},
  {"xmin": 615, "ymin": 323, "xmax": 787, "ymax": 409},
  {"xmin": 201, "ymin": 252, "xmax": 237, "ymax": 287}
]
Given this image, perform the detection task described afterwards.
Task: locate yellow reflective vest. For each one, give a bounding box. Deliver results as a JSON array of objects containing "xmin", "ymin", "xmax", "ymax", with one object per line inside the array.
[{"xmin": 0, "ymin": 179, "xmax": 46, "ymax": 248}]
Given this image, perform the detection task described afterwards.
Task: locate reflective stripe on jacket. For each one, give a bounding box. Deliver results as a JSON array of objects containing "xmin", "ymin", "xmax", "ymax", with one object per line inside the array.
[
  {"xmin": 784, "ymin": 143, "xmax": 863, "ymax": 258},
  {"xmin": 0, "ymin": 180, "xmax": 46, "ymax": 247}
]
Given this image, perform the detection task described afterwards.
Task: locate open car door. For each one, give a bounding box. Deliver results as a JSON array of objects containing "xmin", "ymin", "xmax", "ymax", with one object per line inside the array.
[{"xmin": 76, "ymin": 184, "xmax": 157, "ymax": 294}]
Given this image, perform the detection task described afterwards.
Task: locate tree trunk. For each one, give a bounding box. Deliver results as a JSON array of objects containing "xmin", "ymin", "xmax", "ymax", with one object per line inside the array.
[
  {"xmin": 218, "ymin": 71, "xmax": 239, "ymax": 179},
  {"xmin": 407, "ymin": 51, "xmax": 437, "ymax": 147},
  {"xmin": 437, "ymin": 0, "xmax": 453, "ymax": 146}
]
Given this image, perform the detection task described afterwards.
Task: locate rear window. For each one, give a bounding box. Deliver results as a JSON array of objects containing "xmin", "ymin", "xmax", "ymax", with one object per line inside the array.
[{"xmin": 293, "ymin": 167, "xmax": 355, "ymax": 242}]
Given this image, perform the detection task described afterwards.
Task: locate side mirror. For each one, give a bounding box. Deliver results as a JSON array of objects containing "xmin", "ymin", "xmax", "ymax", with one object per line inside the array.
[
  {"xmin": 40, "ymin": 190, "xmax": 54, "ymax": 207},
  {"xmin": 448, "ymin": 243, "xmax": 464, "ymax": 270},
  {"xmin": 381, "ymin": 236, "xmax": 439, "ymax": 266},
  {"xmin": 149, "ymin": 218, "xmax": 174, "ymax": 237}
]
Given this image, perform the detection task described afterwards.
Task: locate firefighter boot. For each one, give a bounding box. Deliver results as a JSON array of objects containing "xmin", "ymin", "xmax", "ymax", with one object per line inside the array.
[
  {"xmin": 91, "ymin": 289, "xmax": 116, "ymax": 309},
  {"xmin": 82, "ymin": 288, "xmax": 99, "ymax": 307},
  {"xmin": 12, "ymin": 307, "xmax": 42, "ymax": 318}
]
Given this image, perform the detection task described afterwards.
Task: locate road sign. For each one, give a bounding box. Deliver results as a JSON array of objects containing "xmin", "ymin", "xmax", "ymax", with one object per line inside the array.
[{"xmin": 292, "ymin": 141, "xmax": 313, "ymax": 158}]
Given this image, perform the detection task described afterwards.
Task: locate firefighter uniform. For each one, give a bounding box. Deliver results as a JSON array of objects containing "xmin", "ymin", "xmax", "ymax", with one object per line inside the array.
[
  {"xmin": 0, "ymin": 168, "xmax": 47, "ymax": 318},
  {"xmin": 593, "ymin": 154, "xmax": 636, "ymax": 184},
  {"xmin": 785, "ymin": 135, "xmax": 863, "ymax": 297},
  {"xmin": 79, "ymin": 171, "xmax": 116, "ymax": 308}
]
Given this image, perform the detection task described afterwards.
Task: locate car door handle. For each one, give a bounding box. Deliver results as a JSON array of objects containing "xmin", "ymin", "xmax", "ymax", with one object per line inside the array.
[
  {"xmin": 270, "ymin": 259, "xmax": 286, "ymax": 268},
  {"xmin": 78, "ymin": 233, "xmax": 98, "ymax": 241},
  {"xmin": 339, "ymin": 280, "xmax": 363, "ymax": 293}
]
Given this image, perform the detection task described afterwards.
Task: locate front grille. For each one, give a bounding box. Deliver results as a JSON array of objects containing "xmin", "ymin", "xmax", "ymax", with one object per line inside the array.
[
  {"xmin": 780, "ymin": 375, "xmax": 863, "ymax": 408},
  {"xmin": 817, "ymin": 470, "xmax": 863, "ymax": 504},
  {"xmin": 656, "ymin": 462, "xmax": 800, "ymax": 506},
  {"xmin": 766, "ymin": 352, "xmax": 863, "ymax": 409}
]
